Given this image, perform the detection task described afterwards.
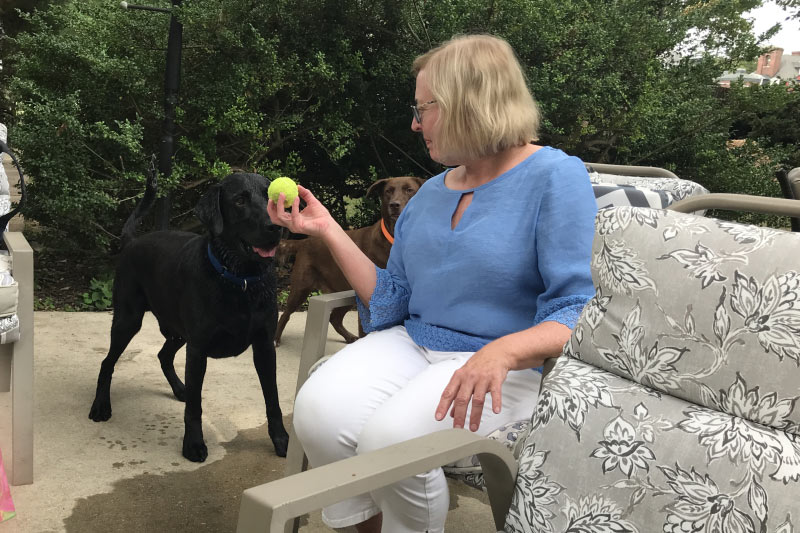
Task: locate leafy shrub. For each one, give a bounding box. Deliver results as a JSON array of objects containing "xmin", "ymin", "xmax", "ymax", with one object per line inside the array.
[{"xmin": 82, "ymin": 277, "xmax": 114, "ymax": 311}]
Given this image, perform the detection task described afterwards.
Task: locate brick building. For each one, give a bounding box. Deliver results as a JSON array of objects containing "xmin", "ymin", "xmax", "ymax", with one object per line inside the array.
[{"xmin": 755, "ymin": 48, "xmax": 800, "ymax": 83}]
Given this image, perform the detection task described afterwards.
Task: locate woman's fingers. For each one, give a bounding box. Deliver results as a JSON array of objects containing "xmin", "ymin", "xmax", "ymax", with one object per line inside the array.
[
  {"xmin": 450, "ymin": 385, "xmax": 472, "ymax": 429},
  {"xmin": 468, "ymin": 383, "xmax": 489, "ymax": 432},
  {"xmin": 436, "ymin": 375, "xmax": 500, "ymax": 432},
  {"xmin": 435, "ymin": 377, "xmax": 458, "ymax": 422},
  {"xmin": 297, "ymin": 184, "xmax": 314, "ymax": 203},
  {"xmin": 267, "ymin": 191, "xmax": 306, "ymax": 233},
  {"xmin": 436, "ymin": 360, "xmax": 508, "ymax": 432}
]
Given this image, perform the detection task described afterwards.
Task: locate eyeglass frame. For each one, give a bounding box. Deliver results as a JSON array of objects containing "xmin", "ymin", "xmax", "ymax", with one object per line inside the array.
[{"xmin": 411, "ymin": 100, "xmax": 437, "ymax": 124}]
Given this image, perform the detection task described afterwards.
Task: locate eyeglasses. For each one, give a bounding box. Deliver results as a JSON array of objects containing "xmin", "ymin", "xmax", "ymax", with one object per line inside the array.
[{"xmin": 411, "ymin": 100, "xmax": 437, "ymax": 124}]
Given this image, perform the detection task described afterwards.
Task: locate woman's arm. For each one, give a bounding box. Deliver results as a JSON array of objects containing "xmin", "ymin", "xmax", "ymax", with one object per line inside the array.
[
  {"xmin": 268, "ymin": 185, "xmax": 377, "ymax": 302},
  {"xmin": 316, "ymin": 222, "xmax": 377, "ymax": 302},
  {"xmin": 435, "ymin": 320, "xmax": 571, "ymax": 432}
]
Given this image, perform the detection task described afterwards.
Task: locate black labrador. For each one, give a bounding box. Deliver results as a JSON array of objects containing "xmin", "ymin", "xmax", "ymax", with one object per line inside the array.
[{"xmin": 88, "ymin": 171, "xmax": 289, "ymax": 462}]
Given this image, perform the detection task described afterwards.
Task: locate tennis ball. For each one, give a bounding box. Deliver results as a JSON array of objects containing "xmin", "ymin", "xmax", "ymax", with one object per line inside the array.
[{"xmin": 268, "ymin": 176, "xmax": 299, "ymax": 208}]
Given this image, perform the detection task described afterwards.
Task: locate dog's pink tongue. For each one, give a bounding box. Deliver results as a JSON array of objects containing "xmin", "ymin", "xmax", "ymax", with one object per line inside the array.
[{"xmin": 253, "ymin": 246, "xmax": 276, "ymax": 258}]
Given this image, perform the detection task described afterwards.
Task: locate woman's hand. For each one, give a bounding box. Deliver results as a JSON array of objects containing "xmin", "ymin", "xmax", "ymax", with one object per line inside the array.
[
  {"xmin": 435, "ymin": 340, "xmax": 513, "ymax": 432},
  {"xmin": 435, "ymin": 321, "xmax": 571, "ymax": 432},
  {"xmin": 267, "ymin": 185, "xmax": 336, "ymax": 238}
]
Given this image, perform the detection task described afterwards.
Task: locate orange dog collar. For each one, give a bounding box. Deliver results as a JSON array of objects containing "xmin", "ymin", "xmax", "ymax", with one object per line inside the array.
[{"xmin": 380, "ymin": 219, "xmax": 394, "ymax": 244}]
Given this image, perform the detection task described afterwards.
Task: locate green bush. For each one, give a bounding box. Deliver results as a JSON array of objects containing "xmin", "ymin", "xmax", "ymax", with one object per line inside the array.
[
  {"xmin": 4, "ymin": 0, "xmax": 798, "ymax": 253},
  {"xmin": 82, "ymin": 277, "xmax": 114, "ymax": 311}
]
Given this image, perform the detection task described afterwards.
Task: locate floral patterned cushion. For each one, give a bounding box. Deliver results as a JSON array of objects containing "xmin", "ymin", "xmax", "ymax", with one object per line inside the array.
[{"xmin": 505, "ymin": 206, "xmax": 800, "ymax": 532}]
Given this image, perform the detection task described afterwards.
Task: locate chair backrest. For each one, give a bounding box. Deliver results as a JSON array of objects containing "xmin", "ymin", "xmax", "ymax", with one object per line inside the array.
[
  {"xmin": 585, "ymin": 162, "xmax": 709, "ymax": 212},
  {"xmin": 777, "ymin": 167, "xmax": 800, "ymax": 232},
  {"xmin": 505, "ymin": 206, "xmax": 800, "ymax": 531}
]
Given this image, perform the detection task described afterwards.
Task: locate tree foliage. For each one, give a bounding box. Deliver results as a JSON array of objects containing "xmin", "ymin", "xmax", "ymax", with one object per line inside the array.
[{"xmin": 3, "ymin": 0, "xmax": 799, "ymax": 251}]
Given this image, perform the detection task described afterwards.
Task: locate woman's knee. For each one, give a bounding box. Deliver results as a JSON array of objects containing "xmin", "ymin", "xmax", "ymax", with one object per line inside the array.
[
  {"xmin": 357, "ymin": 412, "xmax": 427, "ymax": 455},
  {"xmin": 293, "ymin": 377, "xmax": 345, "ymax": 444}
]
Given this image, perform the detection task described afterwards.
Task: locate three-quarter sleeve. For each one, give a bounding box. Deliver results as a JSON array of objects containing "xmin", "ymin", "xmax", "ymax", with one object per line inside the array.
[
  {"xmin": 356, "ymin": 266, "xmax": 411, "ymax": 332},
  {"xmin": 356, "ymin": 211, "xmax": 413, "ymax": 332},
  {"xmin": 533, "ymin": 158, "xmax": 597, "ymax": 330}
]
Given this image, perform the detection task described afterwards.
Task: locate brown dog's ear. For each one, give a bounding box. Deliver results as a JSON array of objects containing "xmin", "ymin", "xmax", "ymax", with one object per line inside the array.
[
  {"xmin": 194, "ymin": 184, "xmax": 224, "ymax": 235},
  {"xmin": 413, "ymin": 177, "xmax": 426, "ymax": 190},
  {"xmin": 365, "ymin": 178, "xmax": 390, "ymax": 198}
]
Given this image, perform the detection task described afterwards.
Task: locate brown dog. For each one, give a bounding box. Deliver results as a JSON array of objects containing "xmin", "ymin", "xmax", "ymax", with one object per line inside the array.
[{"xmin": 274, "ymin": 176, "xmax": 425, "ymax": 345}]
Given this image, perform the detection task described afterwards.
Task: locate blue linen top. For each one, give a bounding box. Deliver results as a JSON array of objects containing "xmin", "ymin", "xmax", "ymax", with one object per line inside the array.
[{"xmin": 357, "ymin": 146, "xmax": 597, "ymax": 357}]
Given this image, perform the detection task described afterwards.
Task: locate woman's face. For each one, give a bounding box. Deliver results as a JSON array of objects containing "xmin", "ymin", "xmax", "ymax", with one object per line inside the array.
[{"xmin": 411, "ymin": 70, "xmax": 443, "ymax": 164}]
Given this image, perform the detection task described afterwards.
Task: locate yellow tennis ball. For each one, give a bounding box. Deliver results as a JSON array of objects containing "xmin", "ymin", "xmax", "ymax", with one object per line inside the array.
[{"xmin": 268, "ymin": 176, "xmax": 299, "ymax": 208}]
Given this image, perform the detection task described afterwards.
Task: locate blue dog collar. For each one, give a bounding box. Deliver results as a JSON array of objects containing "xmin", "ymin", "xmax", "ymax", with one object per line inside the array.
[{"xmin": 206, "ymin": 244, "xmax": 265, "ymax": 291}]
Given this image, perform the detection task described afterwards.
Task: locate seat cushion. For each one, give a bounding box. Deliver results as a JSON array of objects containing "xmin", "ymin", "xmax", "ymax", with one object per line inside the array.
[{"xmin": 504, "ymin": 355, "xmax": 800, "ymax": 532}]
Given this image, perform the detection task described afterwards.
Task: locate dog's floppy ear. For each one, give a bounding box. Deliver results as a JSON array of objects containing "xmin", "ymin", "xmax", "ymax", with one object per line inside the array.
[
  {"xmin": 365, "ymin": 178, "xmax": 390, "ymax": 198},
  {"xmin": 194, "ymin": 184, "xmax": 224, "ymax": 235},
  {"xmin": 413, "ymin": 177, "xmax": 426, "ymax": 190}
]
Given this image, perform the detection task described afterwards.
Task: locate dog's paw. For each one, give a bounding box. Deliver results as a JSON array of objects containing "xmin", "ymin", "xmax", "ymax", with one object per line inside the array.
[
  {"xmin": 88, "ymin": 399, "xmax": 112, "ymax": 422},
  {"xmin": 269, "ymin": 426, "xmax": 290, "ymax": 458},
  {"xmin": 182, "ymin": 437, "xmax": 208, "ymax": 463},
  {"xmin": 172, "ymin": 384, "xmax": 186, "ymax": 402}
]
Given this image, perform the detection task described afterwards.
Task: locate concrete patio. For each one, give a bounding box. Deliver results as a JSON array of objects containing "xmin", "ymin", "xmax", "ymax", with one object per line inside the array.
[{"xmin": 0, "ymin": 310, "xmax": 496, "ymax": 532}]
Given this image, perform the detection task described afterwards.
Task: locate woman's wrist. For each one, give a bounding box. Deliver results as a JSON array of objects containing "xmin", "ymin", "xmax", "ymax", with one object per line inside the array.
[{"xmin": 318, "ymin": 219, "xmax": 346, "ymax": 244}]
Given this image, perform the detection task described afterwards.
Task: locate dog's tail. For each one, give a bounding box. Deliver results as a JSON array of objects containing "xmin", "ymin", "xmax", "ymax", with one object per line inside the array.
[
  {"xmin": 0, "ymin": 138, "xmax": 27, "ymax": 233},
  {"xmin": 120, "ymin": 155, "xmax": 159, "ymax": 250}
]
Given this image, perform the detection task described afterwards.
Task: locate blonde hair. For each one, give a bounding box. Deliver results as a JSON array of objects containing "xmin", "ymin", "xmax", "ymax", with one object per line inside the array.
[{"xmin": 412, "ymin": 34, "xmax": 540, "ymax": 162}]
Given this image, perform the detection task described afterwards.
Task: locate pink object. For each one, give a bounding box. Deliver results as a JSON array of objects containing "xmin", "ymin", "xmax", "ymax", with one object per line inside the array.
[{"xmin": 0, "ymin": 448, "xmax": 15, "ymax": 522}]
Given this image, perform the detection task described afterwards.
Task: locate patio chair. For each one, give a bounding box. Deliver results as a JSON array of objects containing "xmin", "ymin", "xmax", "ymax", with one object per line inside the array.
[
  {"xmin": 0, "ymin": 124, "xmax": 35, "ymax": 485},
  {"xmin": 279, "ymin": 164, "xmax": 709, "ymax": 500},
  {"xmin": 776, "ymin": 167, "xmax": 800, "ymax": 231},
  {"xmin": 238, "ymin": 193, "xmax": 800, "ymax": 532},
  {"xmin": 245, "ymin": 164, "xmax": 706, "ymax": 531}
]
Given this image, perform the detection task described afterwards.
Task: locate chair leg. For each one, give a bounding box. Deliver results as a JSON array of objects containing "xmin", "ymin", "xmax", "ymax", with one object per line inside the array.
[
  {"xmin": 1, "ymin": 340, "xmax": 33, "ymax": 485},
  {"xmin": 283, "ymin": 425, "xmax": 308, "ymax": 533},
  {"xmin": 6, "ymin": 231, "xmax": 34, "ymax": 485},
  {"xmin": 0, "ymin": 347, "xmax": 9, "ymax": 392}
]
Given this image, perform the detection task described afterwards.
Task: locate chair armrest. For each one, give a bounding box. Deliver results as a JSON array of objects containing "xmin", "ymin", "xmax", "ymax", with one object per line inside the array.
[
  {"xmin": 667, "ymin": 193, "xmax": 800, "ymax": 217},
  {"xmin": 238, "ymin": 428, "xmax": 517, "ymax": 533},
  {"xmin": 1, "ymin": 230, "xmax": 34, "ymax": 485},
  {"xmin": 284, "ymin": 290, "xmax": 358, "ymax": 508},
  {"xmin": 4, "ymin": 232, "xmax": 33, "ymax": 271},
  {"xmin": 296, "ymin": 290, "xmax": 357, "ymax": 396}
]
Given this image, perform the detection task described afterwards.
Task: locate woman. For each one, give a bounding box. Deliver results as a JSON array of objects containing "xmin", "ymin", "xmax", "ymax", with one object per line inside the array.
[{"xmin": 268, "ymin": 34, "xmax": 597, "ymax": 533}]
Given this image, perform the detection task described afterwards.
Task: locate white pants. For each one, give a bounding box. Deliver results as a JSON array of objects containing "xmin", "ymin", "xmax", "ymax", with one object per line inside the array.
[{"xmin": 293, "ymin": 326, "xmax": 541, "ymax": 532}]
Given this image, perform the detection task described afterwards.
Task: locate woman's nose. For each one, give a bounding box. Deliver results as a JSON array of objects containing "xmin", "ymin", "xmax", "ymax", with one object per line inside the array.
[{"xmin": 411, "ymin": 116, "xmax": 421, "ymax": 132}]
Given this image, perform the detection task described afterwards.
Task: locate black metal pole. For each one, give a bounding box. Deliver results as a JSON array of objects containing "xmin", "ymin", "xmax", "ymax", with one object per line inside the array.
[{"xmin": 154, "ymin": 0, "xmax": 182, "ymax": 230}]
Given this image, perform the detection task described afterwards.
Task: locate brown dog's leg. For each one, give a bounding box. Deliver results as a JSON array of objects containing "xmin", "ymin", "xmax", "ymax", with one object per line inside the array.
[{"xmin": 330, "ymin": 306, "xmax": 359, "ymax": 344}]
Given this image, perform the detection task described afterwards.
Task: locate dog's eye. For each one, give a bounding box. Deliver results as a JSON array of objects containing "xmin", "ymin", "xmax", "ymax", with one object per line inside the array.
[{"xmin": 235, "ymin": 197, "xmax": 247, "ymax": 207}]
